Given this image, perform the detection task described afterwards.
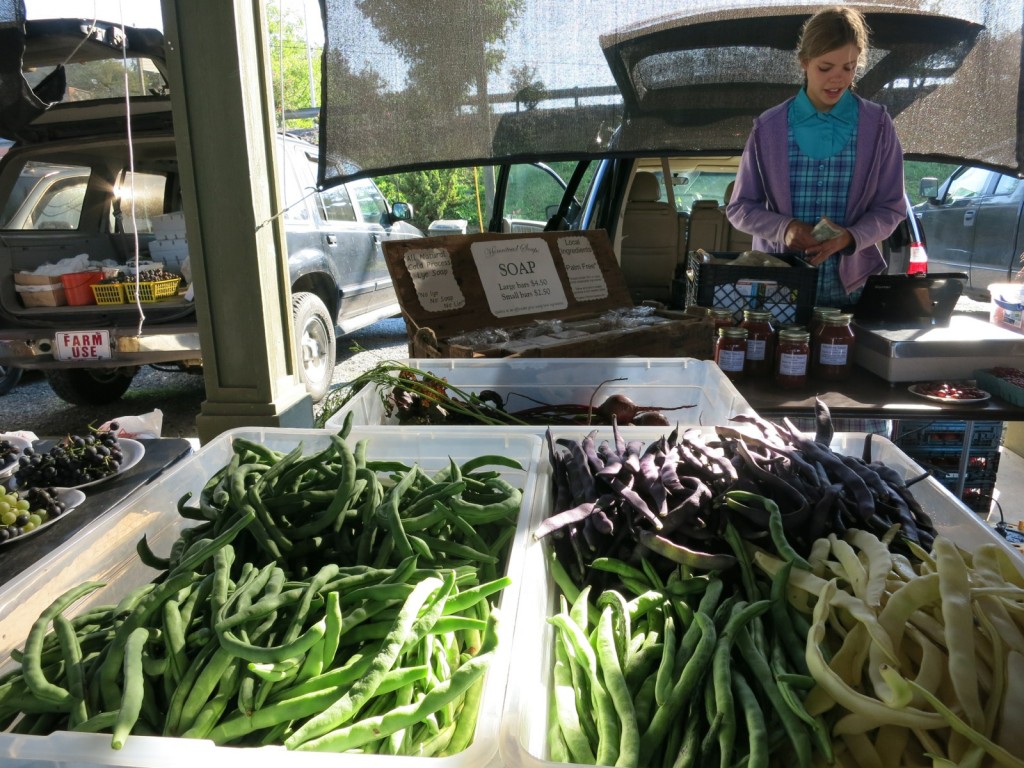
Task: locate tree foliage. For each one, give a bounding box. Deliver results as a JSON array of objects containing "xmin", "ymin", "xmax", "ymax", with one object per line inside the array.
[
  {"xmin": 375, "ymin": 168, "xmax": 483, "ymax": 232},
  {"xmin": 265, "ymin": 0, "xmax": 322, "ymax": 129}
]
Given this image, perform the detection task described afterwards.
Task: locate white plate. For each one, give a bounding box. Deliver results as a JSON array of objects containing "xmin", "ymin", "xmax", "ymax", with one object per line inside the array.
[
  {"xmin": 0, "ymin": 435, "xmax": 32, "ymax": 480},
  {"xmin": 0, "ymin": 488, "xmax": 87, "ymax": 547},
  {"xmin": 11, "ymin": 438, "xmax": 145, "ymax": 491},
  {"xmin": 908, "ymin": 383, "xmax": 992, "ymax": 405}
]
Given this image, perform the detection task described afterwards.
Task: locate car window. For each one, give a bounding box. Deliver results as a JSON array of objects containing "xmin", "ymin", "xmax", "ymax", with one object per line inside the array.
[
  {"xmin": 350, "ymin": 180, "xmax": 389, "ymax": 224},
  {"xmin": 947, "ymin": 166, "xmax": 991, "ymax": 200},
  {"xmin": 502, "ymin": 164, "xmax": 567, "ymax": 228},
  {"xmin": 0, "ymin": 161, "xmax": 89, "ymax": 230},
  {"xmin": 319, "ymin": 183, "xmax": 357, "ymax": 223},
  {"xmin": 994, "ymin": 174, "xmax": 1021, "ymax": 197},
  {"xmin": 111, "ymin": 171, "xmax": 168, "ymax": 233}
]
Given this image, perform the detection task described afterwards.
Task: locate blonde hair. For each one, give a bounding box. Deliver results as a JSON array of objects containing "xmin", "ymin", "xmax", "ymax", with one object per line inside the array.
[{"xmin": 797, "ymin": 6, "xmax": 870, "ymax": 68}]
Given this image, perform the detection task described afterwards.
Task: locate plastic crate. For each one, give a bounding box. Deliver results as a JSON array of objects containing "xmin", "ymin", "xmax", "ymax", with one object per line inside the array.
[
  {"xmin": 0, "ymin": 426, "xmax": 543, "ymax": 768},
  {"xmin": 90, "ymin": 282, "xmax": 126, "ymax": 305},
  {"xmin": 323, "ymin": 357, "xmax": 756, "ymax": 431},
  {"xmin": 682, "ymin": 251, "xmax": 818, "ymax": 324},
  {"xmin": 975, "ymin": 368, "xmax": 1024, "ymax": 407},
  {"xmin": 893, "ymin": 419, "xmax": 1005, "ymax": 450},
  {"xmin": 496, "ymin": 431, "xmax": 1023, "ymax": 767},
  {"xmin": 124, "ymin": 276, "xmax": 181, "ymax": 302}
]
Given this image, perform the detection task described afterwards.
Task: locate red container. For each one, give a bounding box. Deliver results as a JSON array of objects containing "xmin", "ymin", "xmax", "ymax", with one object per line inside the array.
[{"xmin": 60, "ymin": 271, "xmax": 104, "ymax": 306}]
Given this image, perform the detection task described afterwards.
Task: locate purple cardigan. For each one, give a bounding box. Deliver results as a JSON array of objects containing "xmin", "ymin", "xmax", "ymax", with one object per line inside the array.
[{"xmin": 725, "ymin": 93, "xmax": 906, "ymax": 293}]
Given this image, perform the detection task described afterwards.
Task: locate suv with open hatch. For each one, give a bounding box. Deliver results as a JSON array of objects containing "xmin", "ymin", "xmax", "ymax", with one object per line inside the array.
[{"xmin": 0, "ymin": 18, "xmax": 420, "ymax": 405}]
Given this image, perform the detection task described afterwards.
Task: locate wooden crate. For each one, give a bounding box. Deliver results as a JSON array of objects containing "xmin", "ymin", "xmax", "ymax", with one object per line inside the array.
[{"xmin": 383, "ymin": 230, "xmax": 714, "ymax": 360}]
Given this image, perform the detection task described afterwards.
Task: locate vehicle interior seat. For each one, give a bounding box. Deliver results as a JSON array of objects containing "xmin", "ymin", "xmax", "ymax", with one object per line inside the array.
[
  {"xmin": 619, "ymin": 171, "xmax": 679, "ymax": 303},
  {"xmin": 722, "ymin": 181, "xmax": 753, "ymax": 252},
  {"xmin": 687, "ymin": 198, "xmax": 728, "ymax": 253}
]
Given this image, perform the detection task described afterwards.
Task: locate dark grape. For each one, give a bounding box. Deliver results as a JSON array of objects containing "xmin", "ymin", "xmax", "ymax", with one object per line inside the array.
[{"xmin": 13, "ymin": 426, "xmax": 124, "ymax": 488}]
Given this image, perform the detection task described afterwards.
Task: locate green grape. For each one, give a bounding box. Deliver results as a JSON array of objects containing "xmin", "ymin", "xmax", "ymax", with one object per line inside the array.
[
  {"xmin": 14, "ymin": 499, "xmax": 30, "ymax": 511},
  {"xmin": 0, "ymin": 510, "xmax": 15, "ymax": 526},
  {"xmin": 26, "ymin": 513, "xmax": 41, "ymax": 527},
  {"xmin": 3, "ymin": 494, "xmax": 18, "ymax": 507},
  {"xmin": 0, "ymin": 501, "xmax": 9, "ymax": 516},
  {"xmin": 21, "ymin": 522, "xmax": 35, "ymax": 533}
]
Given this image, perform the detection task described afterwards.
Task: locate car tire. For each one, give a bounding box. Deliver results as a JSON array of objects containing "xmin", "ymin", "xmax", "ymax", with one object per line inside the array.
[
  {"xmin": 0, "ymin": 365, "xmax": 23, "ymax": 396},
  {"xmin": 44, "ymin": 368, "xmax": 137, "ymax": 405},
  {"xmin": 292, "ymin": 292, "xmax": 336, "ymax": 403}
]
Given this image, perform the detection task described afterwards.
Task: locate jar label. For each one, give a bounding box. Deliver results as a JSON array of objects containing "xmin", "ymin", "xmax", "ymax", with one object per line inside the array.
[
  {"xmin": 779, "ymin": 352, "xmax": 808, "ymax": 375},
  {"xmin": 820, "ymin": 342, "xmax": 849, "ymax": 366},
  {"xmin": 747, "ymin": 339, "xmax": 766, "ymax": 361},
  {"xmin": 717, "ymin": 349, "xmax": 745, "ymax": 372}
]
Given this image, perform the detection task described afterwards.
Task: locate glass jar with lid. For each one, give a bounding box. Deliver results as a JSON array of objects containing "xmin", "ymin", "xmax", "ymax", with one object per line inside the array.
[
  {"xmin": 774, "ymin": 327, "xmax": 810, "ymax": 388},
  {"xmin": 740, "ymin": 309, "xmax": 775, "ymax": 377},
  {"xmin": 715, "ymin": 326, "xmax": 748, "ymax": 381},
  {"xmin": 812, "ymin": 313, "xmax": 855, "ymax": 380},
  {"xmin": 710, "ymin": 307, "xmax": 736, "ymax": 331}
]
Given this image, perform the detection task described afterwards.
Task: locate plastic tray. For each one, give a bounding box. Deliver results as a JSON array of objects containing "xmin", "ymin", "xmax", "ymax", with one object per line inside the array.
[
  {"xmin": 323, "ymin": 357, "xmax": 755, "ymax": 431},
  {"xmin": 496, "ymin": 430, "xmax": 1024, "ymax": 768},
  {"xmin": 124, "ymin": 276, "xmax": 181, "ymax": 302},
  {"xmin": 0, "ymin": 426, "xmax": 543, "ymax": 768},
  {"xmin": 91, "ymin": 282, "xmax": 127, "ymax": 305}
]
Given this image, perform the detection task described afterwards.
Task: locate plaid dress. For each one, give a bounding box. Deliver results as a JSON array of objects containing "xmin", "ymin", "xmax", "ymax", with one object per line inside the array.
[{"xmin": 787, "ymin": 128, "xmax": 861, "ymax": 308}]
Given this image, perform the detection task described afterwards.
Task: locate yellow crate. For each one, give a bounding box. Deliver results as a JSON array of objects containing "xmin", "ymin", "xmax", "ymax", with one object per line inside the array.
[
  {"xmin": 124, "ymin": 277, "xmax": 181, "ymax": 303},
  {"xmin": 91, "ymin": 283, "xmax": 126, "ymax": 305}
]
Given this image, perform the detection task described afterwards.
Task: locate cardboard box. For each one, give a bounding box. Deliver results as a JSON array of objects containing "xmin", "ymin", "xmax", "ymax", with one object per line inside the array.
[
  {"xmin": 383, "ymin": 230, "xmax": 715, "ymax": 359},
  {"xmin": 13, "ymin": 272, "xmax": 66, "ymax": 307}
]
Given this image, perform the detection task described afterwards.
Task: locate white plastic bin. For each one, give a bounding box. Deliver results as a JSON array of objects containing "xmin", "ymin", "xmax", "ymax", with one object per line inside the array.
[
  {"xmin": 0, "ymin": 426, "xmax": 543, "ymax": 768},
  {"xmin": 497, "ymin": 430, "xmax": 1023, "ymax": 768},
  {"xmin": 324, "ymin": 358, "xmax": 755, "ymax": 431}
]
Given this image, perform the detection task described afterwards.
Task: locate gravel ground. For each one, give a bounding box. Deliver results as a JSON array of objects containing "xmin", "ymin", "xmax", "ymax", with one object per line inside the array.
[{"xmin": 0, "ymin": 317, "xmax": 409, "ymax": 440}]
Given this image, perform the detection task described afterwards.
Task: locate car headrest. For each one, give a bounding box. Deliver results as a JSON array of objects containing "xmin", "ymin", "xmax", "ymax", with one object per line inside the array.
[
  {"xmin": 628, "ymin": 172, "xmax": 661, "ymax": 203},
  {"xmin": 723, "ymin": 181, "xmax": 735, "ymax": 205},
  {"xmin": 691, "ymin": 199, "xmax": 721, "ymax": 211}
]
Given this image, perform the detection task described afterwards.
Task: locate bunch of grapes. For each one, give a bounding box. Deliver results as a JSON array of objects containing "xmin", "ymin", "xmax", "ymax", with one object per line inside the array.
[
  {"xmin": 0, "ymin": 439, "xmax": 21, "ymax": 472},
  {"xmin": 0, "ymin": 487, "xmax": 68, "ymax": 542},
  {"xmin": 14, "ymin": 425, "xmax": 123, "ymax": 488}
]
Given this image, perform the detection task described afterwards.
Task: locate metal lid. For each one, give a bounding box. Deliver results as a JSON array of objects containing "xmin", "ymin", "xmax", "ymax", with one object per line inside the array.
[
  {"xmin": 742, "ymin": 310, "xmax": 774, "ymax": 322},
  {"xmin": 718, "ymin": 326, "xmax": 748, "ymax": 339},
  {"xmin": 822, "ymin": 313, "xmax": 854, "ymax": 325},
  {"xmin": 778, "ymin": 328, "xmax": 810, "ymax": 342}
]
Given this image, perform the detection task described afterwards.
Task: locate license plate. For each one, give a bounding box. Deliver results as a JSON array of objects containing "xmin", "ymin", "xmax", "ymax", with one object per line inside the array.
[{"xmin": 53, "ymin": 330, "xmax": 112, "ymax": 361}]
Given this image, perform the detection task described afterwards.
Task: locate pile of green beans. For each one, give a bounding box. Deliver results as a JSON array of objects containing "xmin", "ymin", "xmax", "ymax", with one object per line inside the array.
[
  {"xmin": 545, "ymin": 514, "xmax": 833, "ymax": 768},
  {"xmin": 0, "ymin": 419, "xmax": 525, "ymax": 754}
]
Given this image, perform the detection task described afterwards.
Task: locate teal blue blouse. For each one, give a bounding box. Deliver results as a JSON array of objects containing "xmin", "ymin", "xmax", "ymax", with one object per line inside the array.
[{"xmin": 787, "ymin": 88, "xmax": 858, "ymax": 159}]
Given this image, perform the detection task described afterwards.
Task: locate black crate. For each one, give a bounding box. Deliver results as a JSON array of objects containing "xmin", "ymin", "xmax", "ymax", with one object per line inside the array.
[
  {"xmin": 892, "ymin": 420, "xmax": 1005, "ymax": 450},
  {"xmin": 680, "ymin": 251, "xmax": 819, "ymax": 324}
]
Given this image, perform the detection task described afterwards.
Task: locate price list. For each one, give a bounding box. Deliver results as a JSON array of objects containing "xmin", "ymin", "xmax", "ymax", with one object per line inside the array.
[
  {"xmin": 403, "ymin": 248, "xmax": 466, "ymax": 313},
  {"xmin": 471, "ymin": 238, "xmax": 568, "ymax": 317}
]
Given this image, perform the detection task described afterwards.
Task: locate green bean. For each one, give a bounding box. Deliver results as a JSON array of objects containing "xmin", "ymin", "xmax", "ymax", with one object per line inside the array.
[
  {"xmin": 549, "ymin": 613, "xmax": 619, "ymax": 765},
  {"xmin": 735, "ymin": 624, "xmax": 813, "ymax": 768},
  {"xmin": 550, "ymin": 629, "xmax": 597, "ymax": 763},
  {"xmin": 639, "ymin": 611, "xmax": 716, "ymax": 764},
  {"xmin": 293, "ymin": 649, "xmax": 494, "ymax": 752},
  {"xmin": 136, "ymin": 534, "xmax": 171, "ymax": 570},
  {"xmin": 415, "ymin": 534, "xmax": 498, "ymax": 565},
  {"xmin": 52, "ymin": 613, "xmax": 88, "ymax": 728},
  {"xmin": 285, "ymin": 576, "xmax": 446, "ymax": 747},
  {"xmin": 592, "ymin": 557, "xmax": 650, "ymax": 586},
  {"xmin": 169, "ymin": 507, "xmax": 255, "ymax": 577},
  {"xmin": 670, "ymin": 697, "xmax": 704, "ymax": 768},
  {"xmin": 770, "ymin": 559, "xmax": 810, "ymax": 677},
  {"xmin": 111, "ymin": 626, "xmax": 149, "ymax": 749},
  {"xmin": 23, "ymin": 581, "xmax": 105, "ymax": 709},
  {"xmin": 655, "ymin": 610, "xmax": 676, "ymax": 707},
  {"xmin": 733, "ymin": 671, "xmax": 765, "ymax": 768},
  {"xmin": 447, "ymin": 483, "xmax": 522, "ymax": 525},
  {"xmin": 597, "ymin": 605, "xmax": 640, "ymax": 766},
  {"xmin": 217, "ymin": 617, "xmax": 326, "ymax": 664}
]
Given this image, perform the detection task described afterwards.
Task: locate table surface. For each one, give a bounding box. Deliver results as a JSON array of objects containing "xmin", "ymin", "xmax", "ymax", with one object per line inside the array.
[
  {"xmin": 731, "ymin": 364, "xmax": 1024, "ymax": 422},
  {"xmin": 0, "ymin": 438, "xmax": 193, "ymax": 587}
]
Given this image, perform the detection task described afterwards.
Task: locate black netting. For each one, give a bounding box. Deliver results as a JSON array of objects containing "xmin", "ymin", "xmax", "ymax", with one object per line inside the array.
[
  {"xmin": 319, "ymin": 0, "xmax": 1024, "ymax": 187},
  {"xmin": 0, "ymin": 0, "xmax": 65, "ymax": 141}
]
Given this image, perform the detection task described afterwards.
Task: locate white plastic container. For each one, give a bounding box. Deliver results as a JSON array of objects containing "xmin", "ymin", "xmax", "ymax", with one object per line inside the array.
[
  {"xmin": 324, "ymin": 358, "xmax": 755, "ymax": 431},
  {"xmin": 0, "ymin": 426, "xmax": 543, "ymax": 768},
  {"xmin": 497, "ymin": 430, "xmax": 1024, "ymax": 768}
]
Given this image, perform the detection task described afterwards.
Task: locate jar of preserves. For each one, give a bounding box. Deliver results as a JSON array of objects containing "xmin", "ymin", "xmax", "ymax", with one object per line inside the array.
[
  {"xmin": 774, "ymin": 327, "xmax": 810, "ymax": 388},
  {"xmin": 711, "ymin": 308, "xmax": 737, "ymax": 330},
  {"xmin": 809, "ymin": 307, "xmax": 842, "ymax": 337},
  {"xmin": 813, "ymin": 313, "xmax": 855, "ymax": 380},
  {"xmin": 715, "ymin": 326, "xmax": 748, "ymax": 381},
  {"xmin": 740, "ymin": 310, "xmax": 775, "ymax": 377}
]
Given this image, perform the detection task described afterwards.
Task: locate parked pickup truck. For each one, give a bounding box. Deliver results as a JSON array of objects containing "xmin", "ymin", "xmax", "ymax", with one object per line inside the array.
[
  {"xmin": 916, "ymin": 165, "xmax": 1024, "ymax": 300},
  {"xmin": 0, "ymin": 18, "xmax": 420, "ymax": 405}
]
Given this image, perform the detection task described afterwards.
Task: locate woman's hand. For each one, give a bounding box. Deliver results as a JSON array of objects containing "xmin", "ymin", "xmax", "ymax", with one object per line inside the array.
[
  {"xmin": 803, "ymin": 228, "xmax": 854, "ymax": 266},
  {"xmin": 784, "ymin": 220, "xmax": 819, "ymax": 252}
]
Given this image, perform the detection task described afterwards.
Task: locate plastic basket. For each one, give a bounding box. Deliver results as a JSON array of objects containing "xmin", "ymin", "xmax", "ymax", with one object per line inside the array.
[
  {"xmin": 124, "ymin": 276, "xmax": 181, "ymax": 302},
  {"xmin": 680, "ymin": 251, "xmax": 818, "ymax": 324},
  {"xmin": 90, "ymin": 282, "xmax": 126, "ymax": 305},
  {"xmin": 975, "ymin": 368, "xmax": 1024, "ymax": 407},
  {"xmin": 60, "ymin": 271, "xmax": 104, "ymax": 306},
  {"xmin": 892, "ymin": 419, "xmax": 1005, "ymax": 450}
]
